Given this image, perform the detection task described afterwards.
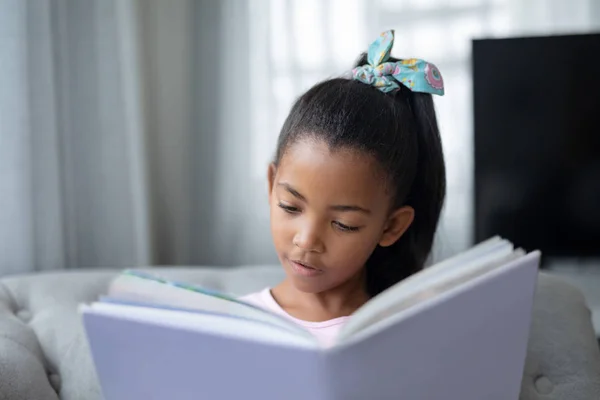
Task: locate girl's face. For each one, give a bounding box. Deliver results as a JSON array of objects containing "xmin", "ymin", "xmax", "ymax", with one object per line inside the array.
[{"xmin": 268, "ymin": 138, "xmax": 414, "ymax": 295}]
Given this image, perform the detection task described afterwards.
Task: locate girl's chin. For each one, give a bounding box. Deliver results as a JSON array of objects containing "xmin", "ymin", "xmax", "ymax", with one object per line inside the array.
[{"xmin": 283, "ymin": 272, "xmax": 331, "ymax": 294}]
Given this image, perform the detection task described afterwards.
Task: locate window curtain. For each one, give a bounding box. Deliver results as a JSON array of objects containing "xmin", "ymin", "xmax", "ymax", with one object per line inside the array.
[
  {"xmin": 0, "ymin": 0, "xmax": 278, "ymax": 275},
  {"xmin": 1, "ymin": 0, "xmax": 598, "ymax": 275}
]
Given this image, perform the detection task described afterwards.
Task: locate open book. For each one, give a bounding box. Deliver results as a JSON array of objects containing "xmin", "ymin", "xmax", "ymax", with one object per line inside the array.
[{"xmin": 81, "ymin": 237, "xmax": 540, "ymax": 400}]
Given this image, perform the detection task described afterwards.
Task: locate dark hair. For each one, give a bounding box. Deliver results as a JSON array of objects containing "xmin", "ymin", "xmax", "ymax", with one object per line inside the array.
[{"xmin": 273, "ymin": 53, "xmax": 446, "ymax": 297}]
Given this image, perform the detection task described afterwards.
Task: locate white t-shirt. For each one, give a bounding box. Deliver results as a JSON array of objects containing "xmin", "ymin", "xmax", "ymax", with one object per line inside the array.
[{"xmin": 240, "ymin": 288, "xmax": 349, "ymax": 348}]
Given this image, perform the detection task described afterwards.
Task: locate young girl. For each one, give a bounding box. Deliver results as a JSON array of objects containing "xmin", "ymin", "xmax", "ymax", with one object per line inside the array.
[{"xmin": 241, "ymin": 30, "xmax": 446, "ymax": 347}]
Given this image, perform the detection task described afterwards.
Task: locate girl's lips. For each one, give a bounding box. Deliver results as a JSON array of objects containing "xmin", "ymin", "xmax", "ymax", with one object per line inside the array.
[{"xmin": 289, "ymin": 260, "xmax": 323, "ymax": 277}]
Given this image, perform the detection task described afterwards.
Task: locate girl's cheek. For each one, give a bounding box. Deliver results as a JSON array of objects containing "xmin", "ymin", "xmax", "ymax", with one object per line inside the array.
[
  {"xmin": 271, "ymin": 213, "xmax": 292, "ymax": 243},
  {"xmin": 341, "ymin": 232, "xmax": 380, "ymax": 260}
]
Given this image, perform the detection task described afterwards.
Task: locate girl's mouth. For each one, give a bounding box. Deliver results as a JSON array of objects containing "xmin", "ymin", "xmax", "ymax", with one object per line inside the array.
[{"xmin": 289, "ymin": 259, "xmax": 323, "ymax": 277}]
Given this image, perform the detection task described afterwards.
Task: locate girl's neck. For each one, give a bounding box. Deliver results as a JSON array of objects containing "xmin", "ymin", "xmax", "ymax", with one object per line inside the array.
[{"xmin": 271, "ymin": 271, "xmax": 370, "ymax": 322}]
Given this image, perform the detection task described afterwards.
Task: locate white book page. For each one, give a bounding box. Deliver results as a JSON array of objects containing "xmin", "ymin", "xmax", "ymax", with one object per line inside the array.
[
  {"xmin": 396, "ymin": 236, "xmax": 510, "ymax": 291},
  {"xmin": 338, "ymin": 250, "xmax": 524, "ymax": 343},
  {"xmin": 387, "ymin": 239, "xmax": 513, "ymax": 296},
  {"xmin": 336, "ymin": 242, "xmax": 517, "ymax": 342},
  {"xmin": 109, "ymin": 274, "xmax": 309, "ymax": 337},
  {"xmin": 326, "ymin": 251, "xmax": 540, "ymax": 400},
  {"xmin": 81, "ymin": 302, "xmax": 318, "ymax": 349}
]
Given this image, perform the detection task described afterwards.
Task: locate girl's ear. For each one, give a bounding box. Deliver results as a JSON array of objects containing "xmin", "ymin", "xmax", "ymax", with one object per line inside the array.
[
  {"xmin": 379, "ymin": 206, "xmax": 415, "ymax": 247},
  {"xmin": 267, "ymin": 163, "xmax": 277, "ymax": 200}
]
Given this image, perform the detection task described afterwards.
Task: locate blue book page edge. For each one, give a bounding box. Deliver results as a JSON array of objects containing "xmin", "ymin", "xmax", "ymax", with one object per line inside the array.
[
  {"xmin": 117, "ymin": 269, "xmax": 309, "ymax": 335},
  {"xmin": 122, "ymin": 269, "xmax": 238, "ymax": 300}
]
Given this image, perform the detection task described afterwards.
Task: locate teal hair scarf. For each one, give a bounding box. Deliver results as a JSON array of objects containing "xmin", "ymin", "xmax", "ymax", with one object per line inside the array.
[{"xmin": 352, "ymin": 30, "xmax": 444, "ymax": 96}]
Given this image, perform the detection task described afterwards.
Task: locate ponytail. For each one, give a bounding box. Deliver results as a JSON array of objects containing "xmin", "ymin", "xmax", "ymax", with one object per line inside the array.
[{"xmin": 365, "ymin": 90, "xmax": 446, "ymax": 297}]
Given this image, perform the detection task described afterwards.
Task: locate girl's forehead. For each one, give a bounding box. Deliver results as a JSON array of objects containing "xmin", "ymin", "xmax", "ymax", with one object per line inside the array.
[{"xmin": 277, "ymin": 139, "xmax": 389, "ymax": 201}]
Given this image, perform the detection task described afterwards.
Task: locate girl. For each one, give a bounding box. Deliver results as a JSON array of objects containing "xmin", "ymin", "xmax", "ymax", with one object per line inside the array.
[{"xmin": 241, "ymin": 30, "xmax": 446, "ymax": 347}]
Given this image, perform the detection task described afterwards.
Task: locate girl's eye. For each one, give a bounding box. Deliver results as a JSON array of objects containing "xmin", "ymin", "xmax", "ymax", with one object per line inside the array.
[
  {"xmin": 278, "ymin": 203, "xmax": 360, "ymax": 232},
  {"xmin": 278, "ymin": 203, "xmax": 300, "ymax": 214},
  {"xmin": 333, "ymin": 221, "xmax": 360, "ymax": 232}
]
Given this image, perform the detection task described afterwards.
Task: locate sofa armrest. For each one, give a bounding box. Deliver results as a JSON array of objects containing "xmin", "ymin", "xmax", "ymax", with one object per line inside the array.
[
  {"xmin": 0, "ymin": 270, "xmax": 116, "ymax": 400},
  {"xmin": 520, "ymin": 272, "xmax": 600, "ymax": 399}
]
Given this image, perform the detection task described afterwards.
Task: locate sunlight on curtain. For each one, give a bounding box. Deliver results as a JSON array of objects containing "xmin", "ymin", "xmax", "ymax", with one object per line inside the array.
[
  {"xmin": 253, "ymin": 0, "xmax": 367, "ymax": 178},
  {"xmin": 249, "ymin": 0, "xmax": 599, "ymax": 259},
  {"xmin": 250, "ymin": 0, "xmax": 514, "ymax": 259}
]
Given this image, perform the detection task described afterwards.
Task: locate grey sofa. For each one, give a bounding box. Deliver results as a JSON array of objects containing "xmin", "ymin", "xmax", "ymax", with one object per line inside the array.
[{"xmin": 0, "ymin": 266, "xmax": 599, "ymax": 400}]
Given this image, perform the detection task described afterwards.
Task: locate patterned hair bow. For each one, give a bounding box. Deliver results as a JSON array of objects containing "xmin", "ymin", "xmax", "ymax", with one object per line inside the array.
[{"xmin": 352, "ymin": 30, "xmax": 444, "ymax": 95}]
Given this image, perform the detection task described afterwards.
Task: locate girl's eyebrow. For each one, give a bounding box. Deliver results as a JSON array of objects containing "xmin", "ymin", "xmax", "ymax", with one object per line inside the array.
[
  {"xmin": 277, "ymin": 182, "xmax": 306, "ymax": 201},
  {"xmin": 330, "ymin": 204, "xmax": 371, "ymax": 214},
  {"xmin": 277, "ymin": 182, "xmax": 371, "ymax": 214}
]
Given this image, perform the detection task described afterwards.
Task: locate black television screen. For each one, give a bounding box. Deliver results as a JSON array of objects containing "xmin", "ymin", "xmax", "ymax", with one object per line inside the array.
[{"xmin": 473, "ymin": 33, "xmax": 600, "ymax": 258}]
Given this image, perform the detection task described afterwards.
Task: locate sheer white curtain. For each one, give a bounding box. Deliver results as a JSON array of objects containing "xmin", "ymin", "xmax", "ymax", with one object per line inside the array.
[
  {"xmin": 248, "ymin": 0, "xmax": 600, "ymax": 262},
  {"xmin": 0, "ymin": 0, "xmax": 152, "ymax": 274},
  {"xmin": 0, "ymin": 0, "xmax": 274, "ymax": 275},
  {"xmin": 2, "ymin": 0, "xmax": 598, "ymax": 275}
]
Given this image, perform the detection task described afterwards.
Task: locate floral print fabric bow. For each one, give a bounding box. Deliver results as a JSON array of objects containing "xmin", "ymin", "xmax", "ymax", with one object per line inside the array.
[{"xmin": 352, "ymin": 30, "xmax": 445, "ymax": 95}]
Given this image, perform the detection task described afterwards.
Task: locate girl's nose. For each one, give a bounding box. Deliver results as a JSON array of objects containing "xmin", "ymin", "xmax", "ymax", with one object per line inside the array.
[{"xmin": 293, "ymin": 224, "xmax": 324, "ymax": 253}]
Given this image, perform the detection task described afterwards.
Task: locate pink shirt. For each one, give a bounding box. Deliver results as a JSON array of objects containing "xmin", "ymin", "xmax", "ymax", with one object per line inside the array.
[{"xmin": 240, "ymin": 288, "xmax": 349, "ymax": 348}]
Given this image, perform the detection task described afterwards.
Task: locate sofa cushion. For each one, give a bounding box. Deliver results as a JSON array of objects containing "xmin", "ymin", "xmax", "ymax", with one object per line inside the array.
[
  {"xmin": 520, "ymin": 274, "xmax": 600, "ymax": 398},
  {"xmin": 0, "ymin": 266, "xmax": 283, "ymax": 400},
  {"xmin": 0, "ymin": 267, "xmax": 598, "ymax": 400},
  {"xmin": 0, "ymin": 271, "xmax": 113, "ymax": 400}
]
